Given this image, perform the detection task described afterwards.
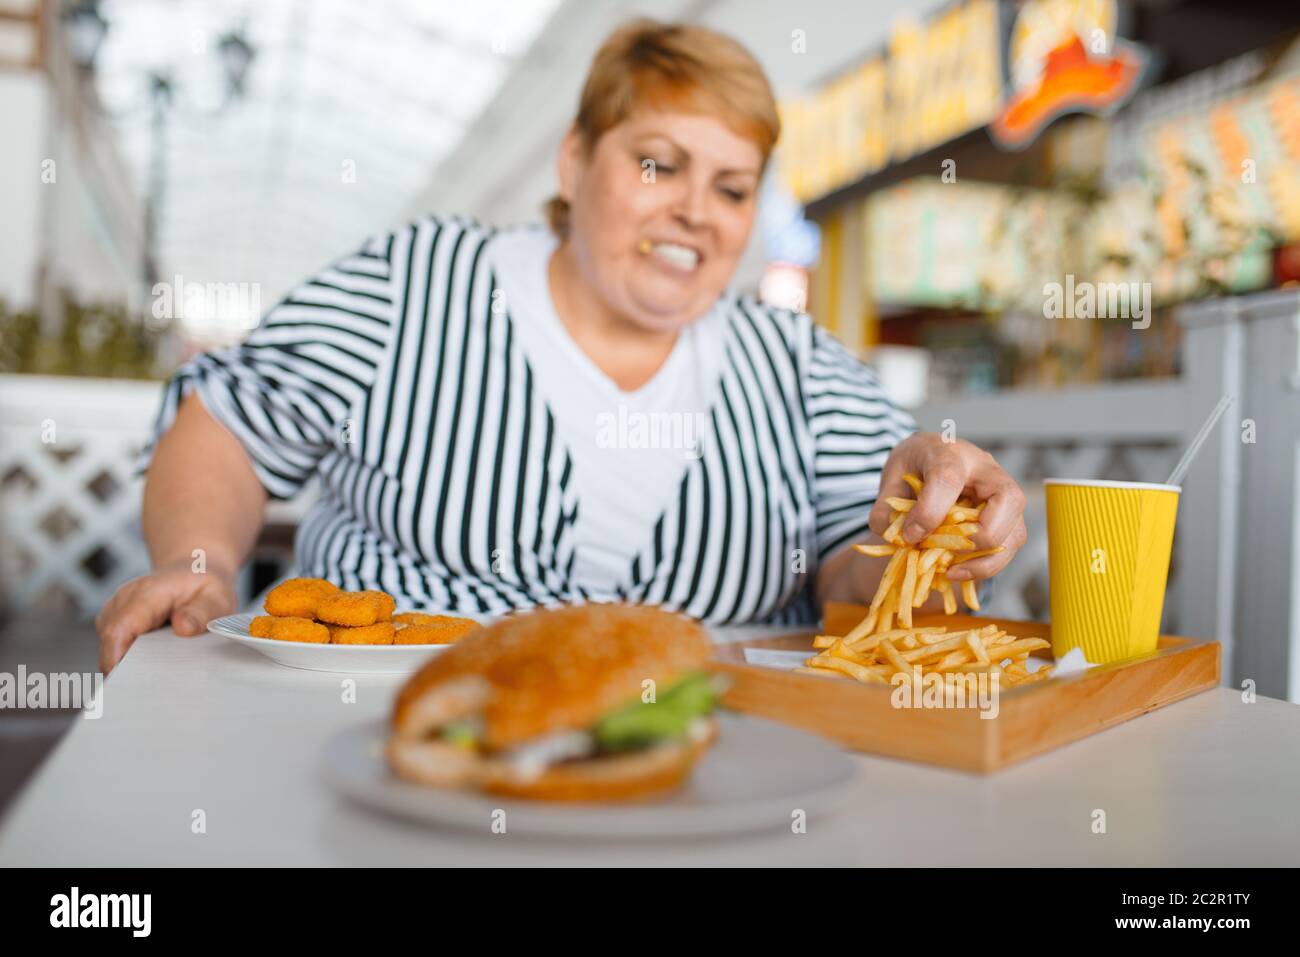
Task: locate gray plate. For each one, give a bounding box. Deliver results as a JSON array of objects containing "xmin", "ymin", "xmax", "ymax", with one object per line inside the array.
[{"xmin": 323, "ymin": 713, "xmax": 857, "ymax": 838}]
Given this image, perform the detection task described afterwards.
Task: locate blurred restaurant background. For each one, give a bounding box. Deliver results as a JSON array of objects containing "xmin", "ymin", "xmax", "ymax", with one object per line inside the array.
[{"xmin": 1, "ymin": 0, "xmax": 1299, "ymax": 803}]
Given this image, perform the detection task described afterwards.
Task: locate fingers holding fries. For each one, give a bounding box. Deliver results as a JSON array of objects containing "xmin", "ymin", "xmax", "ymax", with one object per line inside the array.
[
  {"xmin": 944, "ymin": 516, "xmax": 1026, "ymax": 582},
  {"xmin": 902, "ymin": 462, "xmax": 966, "ymax": 545},
  {"xmin": 869, "ymin": 433, "xmax": 1027, "ymax": 573},
  {"xmin": 965, "ymin": 466, "xmax": 1028, "ymax": 549},
  {"xmin": 813, "ymin": 471, "xmax": 1049, "ymax": 690}
]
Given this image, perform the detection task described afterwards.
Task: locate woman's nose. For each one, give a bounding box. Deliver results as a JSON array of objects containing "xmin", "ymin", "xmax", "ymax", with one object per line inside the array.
[{"xmin": 670, "ymin": 177, "xmax": 711, "ymax": 228}]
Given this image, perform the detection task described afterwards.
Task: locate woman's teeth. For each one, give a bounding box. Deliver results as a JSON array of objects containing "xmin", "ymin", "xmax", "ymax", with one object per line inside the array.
[{"xmin": 647, "ymin": 242, "xmax": 700, "ymax": 272}]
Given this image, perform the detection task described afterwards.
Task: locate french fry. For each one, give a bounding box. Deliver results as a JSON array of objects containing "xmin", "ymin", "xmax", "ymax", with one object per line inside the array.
[
  {"xmin": 949, "ymin": 546, "xmax": 1005, "ymax": 565},
  {"xmin": 846, "ymin": 626, "xmax": 946, "ymax": 652},
  {"xmin": 916, "ymin": 628, "xmax": 955, "ymax": 645},
  {"xmin": 884, "ymin": 497, "xmax": 916, "ymax": 512},
  {"xmin": 933, "ymin": 650, "xmax": 970, "ymax": 669},
  {"xmin": 899, "ymin": 549, "xmax": 919, "ymax": 628},
  {"xmin": 853, "ymin": 543, "xmax": 898, "ymax": 558},
  {"xmin": 938, "ymin": 579, "xmax": 958, "ymax": 615},
  {"xmin": 901, "ymin": 473, "xmax": 923, "ymax": 494},
  {"xmin": 961, "ymin": 578, "xmax": 981, "ymax": 612},
  {"xmin": 883, "ymin": 513, "xmax": 906, "ymax": 544},
  {"xmin": 900, "ymin": 630, "xmax": 974, "ymax": 663},
  {"xmin": 935, "ymin": 660, "xmax": 1003, "ymax": 675},
  {"xmin": 913, "ymin": 562, "xmax": 937, "ymax": 608},
  {"xmin": 989, "ymin": 637, "xmax": 1050, "ymax": 659},
  {"xmin": 878, "ymin": 590, "xmax": 896, "ymax": 633},
  {"xmin": 934, "ymin": 523, "xmax": 982, "ymax": 537},
  {"xmin": 827, "ymin": 638, "xmax": 875, "ymax": 666},
  {"xmin": 806, "ymin": 654, "xmax": 886, "ymax": 683},
  {"xmin": 878, "ymin": 639, "xmax": 910, "ymax": 675},
  {"xmin": 843, "ymin": 605, "xmax": 879, "ymax": 643},
  {"xmin": 871, "ymin": 550, "xmax": 907, "ymax": 612},
  {"xmin": 922, "ymin": 534, "xmax": 975, "ymax": 551}
]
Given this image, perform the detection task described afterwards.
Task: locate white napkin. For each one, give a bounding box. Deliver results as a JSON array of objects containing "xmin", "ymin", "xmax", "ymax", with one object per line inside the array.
[
  {"xmin": 742, "ymin": 648, "xmax": 813, "ymax": 670},
  {"xmin": 1039, "ymin": 646, "xmax": 1093, "ymax": 675}
]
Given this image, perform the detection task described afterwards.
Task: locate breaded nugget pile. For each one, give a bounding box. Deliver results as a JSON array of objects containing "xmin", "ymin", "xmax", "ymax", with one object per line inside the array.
[{"xmin": 251, "ymin": 579, "xmax": 480, "ymax": 646}]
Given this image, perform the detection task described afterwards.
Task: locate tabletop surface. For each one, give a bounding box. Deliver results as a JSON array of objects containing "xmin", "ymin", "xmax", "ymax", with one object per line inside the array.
[{"xmin": 1, "ymin": 623, "xmax": 1297, "ymax": 866}]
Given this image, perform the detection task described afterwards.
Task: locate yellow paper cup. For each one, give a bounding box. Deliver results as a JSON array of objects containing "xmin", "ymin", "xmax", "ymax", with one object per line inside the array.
[{"xmin": 1045, "ymin": 479, "xmax": 1180, "ymax": 664}]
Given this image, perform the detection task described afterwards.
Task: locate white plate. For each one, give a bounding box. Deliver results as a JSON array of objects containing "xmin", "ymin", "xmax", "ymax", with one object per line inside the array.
[
  {"xmin": 323, "ymin": 713, "xmax": 857, "ymax": 838},
  {"xmin": 208, "ymin": 612, "xmax": 490, "ymax": 675}
]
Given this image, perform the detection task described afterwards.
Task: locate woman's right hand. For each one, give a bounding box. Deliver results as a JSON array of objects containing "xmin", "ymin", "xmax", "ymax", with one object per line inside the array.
[{"xmin": 96, "ymin": 557, "xmax": 238, "ymax": 674}]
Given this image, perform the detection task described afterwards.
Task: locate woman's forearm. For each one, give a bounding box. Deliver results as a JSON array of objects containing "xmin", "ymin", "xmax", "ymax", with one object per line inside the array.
[{"xmin": 142, "ymin": 393, "xmax": 268, "ymax": 578}]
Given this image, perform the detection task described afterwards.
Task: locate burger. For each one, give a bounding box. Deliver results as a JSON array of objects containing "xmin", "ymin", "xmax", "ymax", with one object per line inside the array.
[{"xmin": 386, "ymin": 603, "xmax": 722, "ymax": 801}]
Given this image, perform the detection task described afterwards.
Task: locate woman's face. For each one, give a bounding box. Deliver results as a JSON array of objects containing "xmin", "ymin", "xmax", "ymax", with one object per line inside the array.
[{"xmin": 557, "ymin": 110, "xmax": 764, "ymax": 333}]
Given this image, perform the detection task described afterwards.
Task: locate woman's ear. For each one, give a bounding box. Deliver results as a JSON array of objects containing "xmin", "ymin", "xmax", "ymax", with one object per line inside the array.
[{"xmin": 555, "ymin": 126, "xmax": 582, "ymax": 202}]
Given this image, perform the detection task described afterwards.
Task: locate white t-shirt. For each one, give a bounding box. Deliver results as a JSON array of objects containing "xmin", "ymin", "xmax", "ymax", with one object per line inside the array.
[{"xmin": 485, "ymin": 225, "xmax": 729, "ymax": 594}]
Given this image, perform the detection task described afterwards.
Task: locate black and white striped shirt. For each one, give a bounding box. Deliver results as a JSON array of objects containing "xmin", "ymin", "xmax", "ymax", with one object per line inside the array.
[{"xmin": 145, "ymin": 215, "xmax": 915, "ymax": 626}]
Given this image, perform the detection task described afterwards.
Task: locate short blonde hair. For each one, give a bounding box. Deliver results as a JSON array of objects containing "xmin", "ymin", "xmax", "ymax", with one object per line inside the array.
[{"xmin": 546, "ymin": 19, "xmax": 780, "ymax": 238}]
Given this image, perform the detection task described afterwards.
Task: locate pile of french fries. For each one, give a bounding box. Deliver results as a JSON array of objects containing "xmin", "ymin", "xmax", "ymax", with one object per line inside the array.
[{"xmin": 800, "ymin": 474, "xmax": 1052, "ymax": 688}]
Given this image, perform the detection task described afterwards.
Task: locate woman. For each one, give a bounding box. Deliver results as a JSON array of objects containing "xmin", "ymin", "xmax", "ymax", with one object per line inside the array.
[{"xmin": 97, "ymin": 20, "xmax": 1027, "ymax": 672}]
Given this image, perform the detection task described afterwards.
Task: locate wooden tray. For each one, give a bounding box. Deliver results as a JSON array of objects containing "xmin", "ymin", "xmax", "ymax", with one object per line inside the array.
[{"xmin": 710, "ymin": 601, "xmax": 1220, "ymax": 773}]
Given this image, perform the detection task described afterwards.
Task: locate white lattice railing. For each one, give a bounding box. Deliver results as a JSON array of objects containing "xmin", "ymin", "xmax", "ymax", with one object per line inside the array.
[{"xmin": 0, "ymin": 375, "xmax": 160, "ymax": 619}]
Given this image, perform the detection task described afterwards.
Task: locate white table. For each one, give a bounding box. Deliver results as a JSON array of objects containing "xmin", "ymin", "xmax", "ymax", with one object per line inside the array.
[{"xmin": 1, "ymin": 625, "xmax": 1297, "ymax": 866}]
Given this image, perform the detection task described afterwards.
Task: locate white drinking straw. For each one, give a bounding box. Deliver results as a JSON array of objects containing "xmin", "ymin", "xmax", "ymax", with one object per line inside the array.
[{"xmin": 1166, "ymin": 395, "xmax": 1234, "ymax": 487}]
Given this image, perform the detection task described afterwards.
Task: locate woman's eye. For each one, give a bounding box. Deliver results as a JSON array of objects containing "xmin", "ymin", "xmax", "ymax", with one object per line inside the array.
[
  {"xmin": 641, "ymin": 157, "xmax": 674, "ymax": 174},
  {"xmin": 720, "ymin": 187, "xmax": 749, "ymax": 203}
]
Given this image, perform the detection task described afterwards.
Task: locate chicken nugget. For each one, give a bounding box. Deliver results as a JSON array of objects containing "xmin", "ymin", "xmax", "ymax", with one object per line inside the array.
[
  {"xmin": 317, "ymin": 589, "xmax": 396, "ymax": 626},
  {"xmin": 264, "ymin": 578, "xmax": 339, "ymax": 618},
  {"xmin": 392, "ymin": 612, "xmax": 446, "ymax": 626},
  {"xmin": 328, "ymin": 622, "xmax": 396, "ymax": 645},
  {"xmin": 249, "ymin": 615, "xmax": 277, "ymax": 638},
  {"xmin": 250, "ymin": 616, "xmax": 330, "ymax": 644},
  {"xmin": 392, "ymin": 617, "xmax": 480, "ymax": 645},
  {"xmin": 392, "ymin": 612, "xmax": 480, "ymax": 627}
]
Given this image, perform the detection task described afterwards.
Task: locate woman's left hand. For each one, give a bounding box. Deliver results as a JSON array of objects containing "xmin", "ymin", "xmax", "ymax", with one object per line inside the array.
[{"xmin": 869, "ymin": 433, "xmax": 1028, "ymax": 581}]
